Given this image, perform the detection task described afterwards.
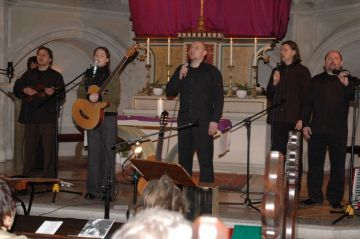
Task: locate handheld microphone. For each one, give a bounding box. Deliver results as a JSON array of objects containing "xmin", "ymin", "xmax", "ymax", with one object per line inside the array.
[
  {"xmin": 274, "ymin": 63, "xmax": 280, "ymax": 71},
  {"xmin": 92, "ymin": 60, "xmax": 98, "ymax": 78},
  {"xmin": 332, "ymin": 69, "xmax": 350, "ymax": 76},
  {"xmin": 180, "ymin": 60, "xmax": 191, "ymax": 79},
  {"xmin": 6, "ymin": 62, "xmax": 14, "ymax": 79}
]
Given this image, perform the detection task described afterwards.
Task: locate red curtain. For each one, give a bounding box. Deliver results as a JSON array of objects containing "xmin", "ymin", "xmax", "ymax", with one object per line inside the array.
[{"xmin": 129, "ymin": 0, "xmax": 291, "ymax": 40}]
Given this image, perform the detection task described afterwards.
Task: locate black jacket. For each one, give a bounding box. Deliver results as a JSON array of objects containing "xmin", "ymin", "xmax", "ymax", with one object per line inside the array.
[
  {"xmin": 13, "ymin": 67, "xmax": 65, "ymax": 123},
  {"xmin": 302, "ymin": 72, "xmax": 355, "ymax": 135},
  {"xmin": 166, "ymin": 61, "xmax": 224, "ymax": 123},
  {"xmin": 266, "ymin": 62, "xmax": 311, "ymax": 124}
]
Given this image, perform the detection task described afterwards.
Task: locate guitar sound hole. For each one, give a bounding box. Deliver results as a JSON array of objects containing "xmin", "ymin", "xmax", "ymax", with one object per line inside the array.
[{"xmin": 79, "ymin": 109, "xmax": 89, "ymax": 120}]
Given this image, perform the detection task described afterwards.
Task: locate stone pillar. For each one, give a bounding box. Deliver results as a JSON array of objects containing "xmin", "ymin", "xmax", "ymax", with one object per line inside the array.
[{"xmin": 0, "ymin": 0, "xmax": 14, "ymax": 164}]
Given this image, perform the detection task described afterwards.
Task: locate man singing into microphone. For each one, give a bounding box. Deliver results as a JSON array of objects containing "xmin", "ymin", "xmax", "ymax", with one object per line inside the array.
[
  {"xmin": 301, "ymin": 50, "xmax": 355, "ymax": 208},
  {"xmin": 166, "ymin": 41, "xmax": 224, "ymax": 183}
]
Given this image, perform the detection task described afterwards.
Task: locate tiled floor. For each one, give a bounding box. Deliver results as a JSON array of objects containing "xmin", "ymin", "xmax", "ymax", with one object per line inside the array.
[{"xmin": 2, "ymin": 157, "xmax": 360, "ymax": 239}]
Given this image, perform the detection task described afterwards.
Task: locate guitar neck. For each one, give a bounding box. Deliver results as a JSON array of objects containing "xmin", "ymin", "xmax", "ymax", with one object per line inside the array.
[
  {"xmin": 155, "ymin": 126, "xmax": 165, "ymax": 161},
  {"xmin": 98, "ymin": 57, "xmax": 128, "ymax": 96}
]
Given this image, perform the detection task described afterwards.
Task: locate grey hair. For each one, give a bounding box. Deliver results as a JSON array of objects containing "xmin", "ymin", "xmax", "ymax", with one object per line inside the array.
[
  {"xmin": 112, "ymin": 208, "xmax": 192, "ymax": 239},
  {"xmin": 136, "ymin": 175, "xmax": 188, "ymax": 214}
]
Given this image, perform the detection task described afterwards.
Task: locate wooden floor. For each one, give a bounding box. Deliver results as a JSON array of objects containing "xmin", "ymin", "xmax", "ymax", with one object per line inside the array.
[{"xmin": 2, "ymin": 157, "xmax": 360, "ymax": 238}]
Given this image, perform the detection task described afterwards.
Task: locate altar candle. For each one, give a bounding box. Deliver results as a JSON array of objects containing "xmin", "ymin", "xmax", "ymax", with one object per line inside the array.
[
  {"xmin": 157, "ymin": 98, "xmax": 163, "ymax": 117},
  {"xmin": 253, "ymin": 37, "xmax": 257, "ymax": 66},
  {"xmin": 229, "ymin": 38, "xmax": 233, "ymax": 66},
  {"xmin": 146, "ymin": 38, "xmax": 150, "ymax": 65},
  {"xmin": 167, "ymin": 37, "xmax": 171, "ymax": 65}
]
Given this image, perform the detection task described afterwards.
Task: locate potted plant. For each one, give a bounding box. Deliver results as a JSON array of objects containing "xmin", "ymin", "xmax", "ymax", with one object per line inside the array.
[
  {"xmin": 151, "ymin": 81, "xmax": 163, "ymax": 95},
  {"xmin": 235, "ymin": 83, "xmax": 248, "ymax": 98}
]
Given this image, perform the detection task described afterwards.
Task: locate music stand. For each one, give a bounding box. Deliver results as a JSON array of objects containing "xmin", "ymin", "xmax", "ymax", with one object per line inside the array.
[
  {"xmin": 331, "ymin": 79, "xmax": 360, "ymax": 225},
  {"xmin": 220, "ymin": 100, "xmax": 285, "ymax": 212},
  {"xmin": 130, "ymin": 159, "xmax": 197, "ymax": 187}
]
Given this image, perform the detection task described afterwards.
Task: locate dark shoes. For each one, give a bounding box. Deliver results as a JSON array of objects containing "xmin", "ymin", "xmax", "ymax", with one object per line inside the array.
[
  {"xmin": 330, "ymin": 203, "xmax": 343, "ymax": 209},
  {"xmin": 84, "ymin": 193, "xmax": 96, "ymax": 200},
  {"xmin": 300, "ymin": 198, "xmax": 322, "ymax": 206}
]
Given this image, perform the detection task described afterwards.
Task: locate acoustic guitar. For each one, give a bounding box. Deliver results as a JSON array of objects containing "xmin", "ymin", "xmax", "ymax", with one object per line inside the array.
[
  {"xmin": 137, "ymin": 110, "xmax": 169, "ymax": 195},
  {"xmin": 72, "ymin": 44, "xmax": 140, "ymax": 129}
]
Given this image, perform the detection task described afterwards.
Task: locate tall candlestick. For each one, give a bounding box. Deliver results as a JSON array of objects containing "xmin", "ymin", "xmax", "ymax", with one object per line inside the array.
[
  {"xmin": 230, "ymin": 38, "xmax": 233, "ymax": 66},
  {"xmin": 253, "ymin": 37, "xmax": 257, "ymax": 66},
  {"xmin": 157, "ymin": 98, "xmax": 163, "ymax": 117},
  {"xmin": 146, "ymin": 38, "xmax": 150, "ymax": 65},
  {"xmin": 167, "ymin": 38, "xmax": 171, "ymax": 65}
]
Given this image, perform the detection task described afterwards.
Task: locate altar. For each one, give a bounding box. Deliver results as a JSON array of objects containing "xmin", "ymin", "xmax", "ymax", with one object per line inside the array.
[{"xmin": 119, "ymin": 95, "xmax": 270, "ymax": 174}]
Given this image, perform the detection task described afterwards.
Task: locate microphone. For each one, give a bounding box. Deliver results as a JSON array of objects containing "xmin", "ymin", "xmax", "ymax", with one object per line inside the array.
[
  {"xmin": 332, "ymin": 69, "xmax": 350, "ymax": 76},
  {"xmin": 92, "ymin": 60, "xmax": 98, "ymax": 78},
  {"xmin": 332, "ymin": 69, "xmax": 360, "ymax": 83},
  {"xmin": 180, "ymin": 60, "xmax": 191, "ymax": 79},
  {"xmin": 6, "ymin": 62, "xmax": 14, "ymax": 79}
]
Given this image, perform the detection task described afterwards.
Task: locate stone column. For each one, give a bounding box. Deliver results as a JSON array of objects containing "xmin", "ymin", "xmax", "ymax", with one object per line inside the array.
[{"xmin": 0, "ymin": 0, "xmax": 14, "ymax": 165}]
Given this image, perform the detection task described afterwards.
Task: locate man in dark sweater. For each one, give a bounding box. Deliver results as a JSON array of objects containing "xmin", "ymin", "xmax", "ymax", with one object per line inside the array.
[
  {"xmin": 13, "ymin": 46, "xmax": 65, "ymax": 178},
  {"xmin": 301, "ymin": 50, "xmax": 355, "ymax": 209},
  {"xmin": 166, "ymin": 41, "xmax": 224, "ymax": 182}
]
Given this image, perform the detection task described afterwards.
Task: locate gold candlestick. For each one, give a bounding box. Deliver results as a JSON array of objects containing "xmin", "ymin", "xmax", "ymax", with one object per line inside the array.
[
  {"xmin": 226, "ymin": 65, "xmax": 235, "ymax": 97},
  {"xmin": 141, "ymin": 64, "xmax": 152, "ymax": 95},
  {"xmin": 166, "ymin": 64, "xmax": 172, "ymax": 82},
  {"xmin": 252, "ymin": 65, "xmax": 257, "ymax": 98}
]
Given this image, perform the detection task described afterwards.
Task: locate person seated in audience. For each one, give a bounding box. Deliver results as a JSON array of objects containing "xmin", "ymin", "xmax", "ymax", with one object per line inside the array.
[
  {"xmin": 192, "ymin": 216, "xmax": 229, "ymax": 239},
  {"xmin": 111, "ymin": 208, "xmax": 192, "ymax": 239},
  {"xmin": 135, "ymin": 175, "xmax": 188, "ymax": 214},
  {"xmin": 0, "ymin": 179, "xmax": 28, "ymax": 239}
]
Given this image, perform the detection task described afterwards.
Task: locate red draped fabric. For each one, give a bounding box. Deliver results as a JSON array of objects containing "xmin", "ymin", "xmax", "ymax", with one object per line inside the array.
[{"xmin": 129, "ymin": 0, "xmax": 291, "ymax": 39}]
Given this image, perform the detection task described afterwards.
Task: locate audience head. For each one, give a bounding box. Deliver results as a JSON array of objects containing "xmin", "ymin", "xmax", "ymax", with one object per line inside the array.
[
  {"xmin": 192, "ymin": 216, "xmax": 229, "ymax": 239},
  {"xmin": 136, "ymin": 175, "xmax": 188, "ymax": 214},
  {"xmin": 26, "ymin": 56, "xmax": 38, "ymax": 70},
  {"xmin": 112, "ymin": 208, "xmax": 192, "ymax": 239},
  {"xmin": 0, "ymin": 179, "xmax": 16, "ymax": 231}
]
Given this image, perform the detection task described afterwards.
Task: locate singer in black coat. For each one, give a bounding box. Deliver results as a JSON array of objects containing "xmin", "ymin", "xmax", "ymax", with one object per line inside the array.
[
  {"xmin": 302, "ymin": 56, "xmax": 355, "ymax": 206},
  {"xmin": 13, "ymin": 46, "xmax": 65, "ymax": 178},
  {"xmin": 266, "ymin": 41, "xmax": 311, "ymax": 157},
  {"xmin": 166, "ymin": 41, "xmax": 224, "ymax": 182}
]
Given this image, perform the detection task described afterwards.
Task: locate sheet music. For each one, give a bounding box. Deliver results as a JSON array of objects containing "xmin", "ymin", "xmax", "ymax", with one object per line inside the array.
[{"xmin": 35, "ymin": 220, "xmax": 63, "ymax": 234}]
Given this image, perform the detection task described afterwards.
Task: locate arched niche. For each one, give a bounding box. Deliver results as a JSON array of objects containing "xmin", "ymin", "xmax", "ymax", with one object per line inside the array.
[
  {"xmin": 10, "ymin": 29, "xmax": 138, "ymax": 156},
  {"xmin": 307, "ymin": 19, "xmax": 360, "ymax": 76}
]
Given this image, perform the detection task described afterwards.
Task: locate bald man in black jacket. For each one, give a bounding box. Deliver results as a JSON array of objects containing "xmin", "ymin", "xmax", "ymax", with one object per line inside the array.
[
  {"xmin": 166, "ymin": 41, "xmax": 224, "ymax": 183},
  {"xmin": 301, "ymin": 50, "xmax": 355, "ymax": 209}
]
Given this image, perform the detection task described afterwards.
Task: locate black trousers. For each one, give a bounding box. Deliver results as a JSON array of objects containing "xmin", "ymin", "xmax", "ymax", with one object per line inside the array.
[
  {"xmin": 23, "ymin": 123, "xmax": 56, "ymax": 178},
  {"xmin": 271, "ymin": 121, "xmax": 303, "ymax": 189},
  {"xmin": 178, "ymin": 120, "xmax": 214, "ymax": 183},
  {"xmin": 87, "ymin": 115, "xmax": 117, "ymax": 198},
  {"xmin": 307, "ymin": 133, "xmax": 347, "ymax": 204}
]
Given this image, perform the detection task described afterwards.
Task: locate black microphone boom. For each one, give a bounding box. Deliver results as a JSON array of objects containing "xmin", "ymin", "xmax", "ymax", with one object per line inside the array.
[{"xmin": 6, "ymin": 62, "xmax": 14, "ymax": 79}]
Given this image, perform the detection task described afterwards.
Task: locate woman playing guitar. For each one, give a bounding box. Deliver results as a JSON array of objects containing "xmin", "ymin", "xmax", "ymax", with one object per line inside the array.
[{"xmin": 76, "ymin": 47, "xmax": 120, "ymax": 200}]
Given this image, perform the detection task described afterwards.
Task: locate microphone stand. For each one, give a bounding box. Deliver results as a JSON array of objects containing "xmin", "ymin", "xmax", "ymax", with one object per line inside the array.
[
  {"xmin": 331, "ymin": 80, "xmax": 359, "ymax": 225},
  {"xmin": 0, "ymin": 62, "xmax": 13, "ymax": 83},
  {"xmin": 37, "ymin": 70, "xmax": 88, "ymax": 200},
  {"xmin": 220, "ymin": 100, "xmax": 285, "ymax": 212},
  {"xmin": 112, "ymin": 120, "xmax": 199, "ymax": 150}
]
